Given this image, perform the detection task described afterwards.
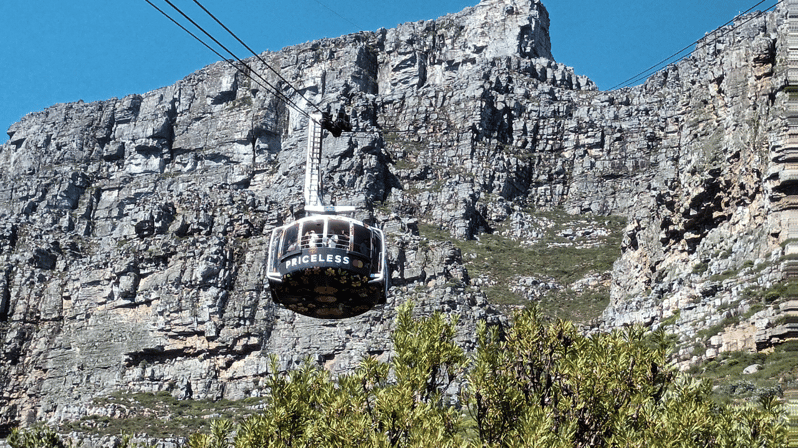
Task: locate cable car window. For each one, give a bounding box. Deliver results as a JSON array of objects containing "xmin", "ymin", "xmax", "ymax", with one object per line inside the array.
[
  {"xmin": 327, "ymin": 220, "xmax": 350, "ymax": 249},
  {"xmin": 353, "ymin": 225, "xmax": 370, "ymax": 256},
  {"xmin": 301, "ymin": 219, "xmax": 325, "ymax": 248},
  {"xmin": 269, "ymin": 227, "xmax": 283, "ymax": 273},
  {"xmin": 370, "ymin": 231, "xmax": 382, "ymax": 274},
  {"xmin": 282, "ymin": 224, "xmax": 299, "ymax": 254}
]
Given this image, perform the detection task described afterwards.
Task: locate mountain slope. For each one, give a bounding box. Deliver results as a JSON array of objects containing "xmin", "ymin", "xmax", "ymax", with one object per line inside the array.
[{"xmin": 0, "ymin": 0, "xmax": 790, "ymax": 432}]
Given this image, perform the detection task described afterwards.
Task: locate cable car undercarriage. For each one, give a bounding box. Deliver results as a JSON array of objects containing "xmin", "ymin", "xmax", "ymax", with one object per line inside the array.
[{"xmin": 265, "ymin": 111, "xmax": 388, "ymax": 319}]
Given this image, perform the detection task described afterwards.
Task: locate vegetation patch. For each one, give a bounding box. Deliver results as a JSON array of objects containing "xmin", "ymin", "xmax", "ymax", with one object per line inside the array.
[
  {"xmin": 393, "ymin": 158, "xmax": 418, "ymax": 170},
  {"xmin": 535, "ymin": 287, "xmax": 611, "ymax": 324},
  {"xmin": 709, "ymin": 268, "xmax": 739, "ymax": 283},
  {"xmin": 660, "ymin": 310, "xmax": 681, "ymax": 328},
  {"xmin": 57, "ymin": 391, "xmax": 269, "ymax": 439},
  {"xmin": 696, "ymin": 315, "xmax": 741, "ymax": 341},
  {"xmin": 12, "ymin": 304, "xmax": 786, "ymax": 447},
  {"xmin": 689, "ymin": 341, "xmax": 798, "ymax": 397},
  {"xmin": 692, "ymin": 261, "xmax": 709, "ymax": 274},
  {"xmin": 747, "ymin": 280, "xmax": 798, "ymax": 304},
  {"xmin": 419, "ymin": 208, "xmax": 626, "ymax": 322}
]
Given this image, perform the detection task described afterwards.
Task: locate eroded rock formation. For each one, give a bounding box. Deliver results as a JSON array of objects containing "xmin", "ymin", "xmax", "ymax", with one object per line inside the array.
[{"xmin": 0, "ymin": 0, "xmax": 790, "ymax": 432}]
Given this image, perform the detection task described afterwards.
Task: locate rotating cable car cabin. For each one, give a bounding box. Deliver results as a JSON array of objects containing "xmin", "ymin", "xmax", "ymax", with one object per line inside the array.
[{"xmin": 266, "ymin": 111, "xmax": 388, "ymax": 318}]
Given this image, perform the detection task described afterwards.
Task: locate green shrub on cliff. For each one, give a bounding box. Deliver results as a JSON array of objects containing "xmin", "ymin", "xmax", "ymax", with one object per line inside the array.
[
  {"xmin": 225, "ymin": 302, "xmax": 468, "ymax": 447},
  {"xmin": 189, "ymin": 303, "xmax": 785, "ymax": 447},
  {"xmin": 463, "ymin": 308, "xmax": 785, "ymax": 447},
  {"xmin": 8, "ymin": 425, "xmax": 71, "ymax": 448},
  {"xmin": 11, "ymin": 303, "xmax": 786, "ymax": 447}
]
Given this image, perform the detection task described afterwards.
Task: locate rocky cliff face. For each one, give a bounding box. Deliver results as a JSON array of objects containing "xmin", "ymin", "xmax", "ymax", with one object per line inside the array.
[{"xmin": 0, "ymin": 0, "xmax": 789, "ymax": 433}]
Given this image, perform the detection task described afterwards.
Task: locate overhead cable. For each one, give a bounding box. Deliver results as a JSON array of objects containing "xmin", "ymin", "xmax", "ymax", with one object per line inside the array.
[
  {"xmin": 144, "ymin": 0, "xmax": 228, "ymax": 65},
  {"xmin": 146, "ymin": 0, "xmax": 311, "ymax": 119},
  {"xmin": 610, "ymin": 0, "xmax": 780, "ymax": 90},
  {"xmin": 190, "ymin": 0, "xmax": 325, "ymax": 116},
  {"xmin": 309, "ymin": 0, "xmax": 363, "ymax": 32},
  {"xmin": 144, "ymin": 0, "xmax": 483, "ymax": 137},
  {"xmin": 161, "ymin": 0, "xmax": 310, "ymax": 118}
]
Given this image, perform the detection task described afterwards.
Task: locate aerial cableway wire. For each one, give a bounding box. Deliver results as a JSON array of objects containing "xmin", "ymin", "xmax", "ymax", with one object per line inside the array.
[
  {"xmin": 144, "ymin": 0, "xmax": 312, "ymax": 120},
  {"xmin": 611, "ymin": 0, "xmax": 778, "ymax": 89},
  {"xmin": 298, "ymin": 0, "xmax": 420, "ymax": 135},
  {"xmin": 161, "ymin": 0, "xmax": 311, "ymax": 119},
  {"xmin": 145, "ymin": 0, "xmax": 440, "ymax": 136},
  {"xmin": 190, "ymin": 0, "xmax": 325, "ymax": 116},
  {"xmin": 309, "ymin": 0, "xmax": 363, "ymax": 33},
  {"xmin": 144, "ymin": 0, "xmax": 227, "ymax": 68},
  {"xmin": 610, "ymin": 0, "xmax": 780, "ymax": 90}
]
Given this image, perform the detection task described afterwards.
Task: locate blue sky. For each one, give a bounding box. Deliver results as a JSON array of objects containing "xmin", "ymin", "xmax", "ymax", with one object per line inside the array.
[{"xmin": 0, "ymin": 0, "xmax": 778, "ymax": 136}]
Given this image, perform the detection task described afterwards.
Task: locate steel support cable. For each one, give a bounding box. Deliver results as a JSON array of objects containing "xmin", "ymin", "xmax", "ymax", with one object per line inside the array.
[
  {"xmin": 191, "ymin": 0, "xmax": 325, "ymax": 116},
  {"xmin": 203, "ymin": 0, "xmax": 380, "ymax": 121},
  {"xmin": 157, "ymin": 0, "xmax": 311, "ymax": 119},
  {"xmin": 693, "ymin": 2, "xmax": 779, "ymax": 51},
  {"xmin": 144, "ymin": 0, "xmax": 293, "ymax": 134},
  {"xmin": 610, "ymin": 0, "xmax": 774, "ymax": 89},
  {"xmin": 161, "ymin": 0, "xmax": 308, "ymax": 118},
  {"xmin": 144, "ymin": 0, "xmax": 229, "ymax": 65},
  {"xmin": 610, "ymin": 0, "xmax": 775, "ymax": 89},
  {"xmin": 309, "ymin": 0, "xmax": 363, "ymax": 33},
  {"xmin": 194, "ymin": 0, "xmax": 400, "ymax": 127},
  {"xmin": 610, "ymin": 0, "xmax": 779, "ymax": 90},
  {"xmin": 360, "ymin": 3, "xmax": 782, "ymax": 133}
]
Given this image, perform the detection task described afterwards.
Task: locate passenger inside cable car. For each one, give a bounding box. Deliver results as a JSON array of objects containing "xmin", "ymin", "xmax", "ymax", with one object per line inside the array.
[{"xmin": 266, "ymin": 215, "xmax": 387, "ymax": 319}]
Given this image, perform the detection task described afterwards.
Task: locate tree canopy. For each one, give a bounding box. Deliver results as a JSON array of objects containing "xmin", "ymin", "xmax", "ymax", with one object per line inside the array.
[
  {"xmin": 10, "ymin": 302, "xmax": 787, "ymax": 447},
  {"xmin": 186, "ymin": 302, "xmax": 786, "ymax": 447}
]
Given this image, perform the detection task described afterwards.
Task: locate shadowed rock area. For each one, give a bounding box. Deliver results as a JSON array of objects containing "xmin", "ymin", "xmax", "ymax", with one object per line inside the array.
[{"xmin": 0, "ymin": 0, "xmax": 792, "ymax": 434}]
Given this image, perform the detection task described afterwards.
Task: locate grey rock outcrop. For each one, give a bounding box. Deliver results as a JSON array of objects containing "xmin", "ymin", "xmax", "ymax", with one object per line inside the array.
[{"xmin": 0, "ymin": 0, "xmax": 791, "ymax": 434}]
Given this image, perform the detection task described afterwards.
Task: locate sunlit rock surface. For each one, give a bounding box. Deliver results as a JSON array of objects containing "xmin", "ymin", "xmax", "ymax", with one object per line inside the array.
[{"xmin": 0, "ymin": 0, "xmax": 790, "ymax": 432}]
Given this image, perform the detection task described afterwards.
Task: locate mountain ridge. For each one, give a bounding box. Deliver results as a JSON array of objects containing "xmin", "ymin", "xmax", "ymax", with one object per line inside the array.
[{"xmin": 0, "ymin": 0, "xmax": 791, "ymax": 434}]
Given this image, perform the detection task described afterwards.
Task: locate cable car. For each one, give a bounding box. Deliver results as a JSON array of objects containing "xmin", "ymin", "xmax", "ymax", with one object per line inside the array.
[{"xmin": 266, "ymin": 112, "xmax": 388, "ymax": 318}]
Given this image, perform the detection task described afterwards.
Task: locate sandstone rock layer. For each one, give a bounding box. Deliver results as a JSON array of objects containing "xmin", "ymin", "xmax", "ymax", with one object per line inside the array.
[{"xmin": 0, "ymin": 0, "xmax": 790, "ymax": 431}]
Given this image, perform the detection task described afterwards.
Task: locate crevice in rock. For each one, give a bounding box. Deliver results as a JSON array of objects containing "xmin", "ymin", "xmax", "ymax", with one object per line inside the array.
[
  {"xmin": 7, "ymin": 128, "xmax": 24, "ymax": 148},
  {"xmin": 116, "ymin": 95, "xmax": 143, "ymax": 124},
  {"xmin": 0, "ymin": 267, "xmax": 11, "ymax": 322},
  {"xmin": 165, "ymin": 98, "xmax": 178, "ymax": 164},
  {"xmin": 31, "ymin": 246, "xmax": 58, "ymax": 270},
  {"xmin": 250, "ymin": 124, "xmax": 283, "ymax": 169},
  {"xmin": 6, "ymin": 224, "xmax": 18, "ymax": 250},
  {"xmin": 211, "ymin": 78, "xmax": 238, "ymax": 105},
  {"xmin": 250, "ymin": 133, "xmax": 257, "ymax": 167},
  {"xmin": 123, "ymin": 347, "xmax": 193, "ymax": 368}
]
